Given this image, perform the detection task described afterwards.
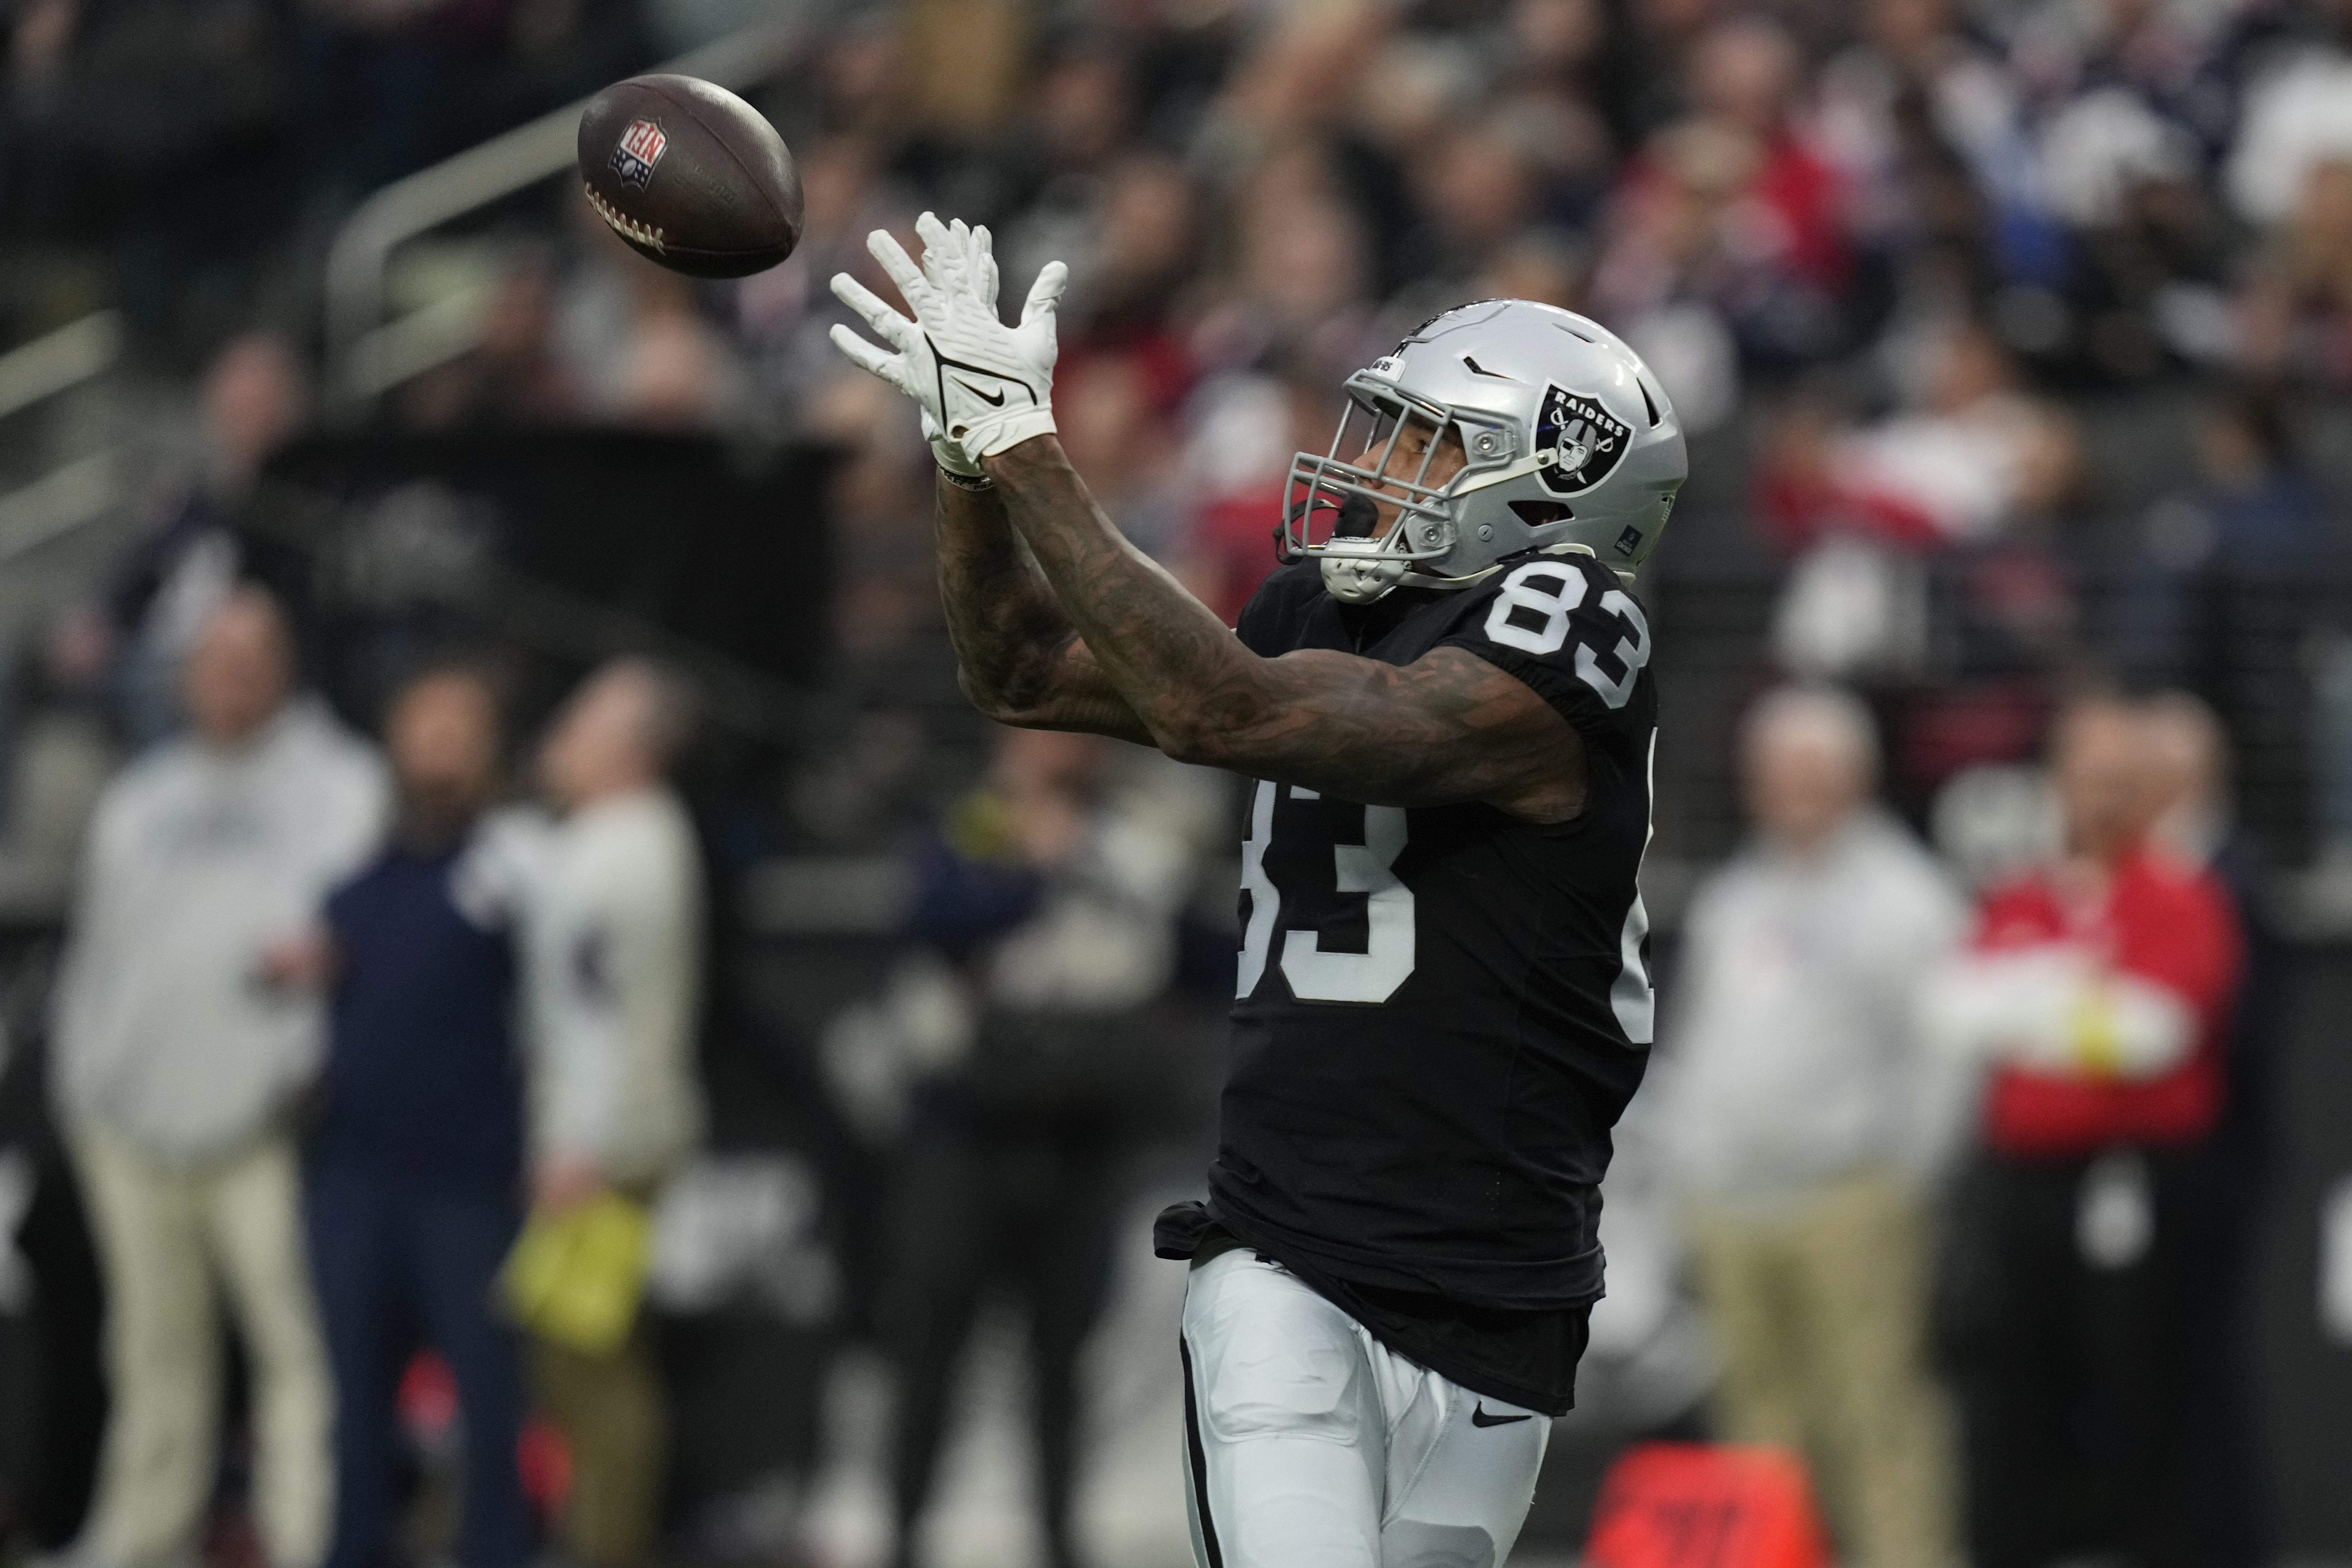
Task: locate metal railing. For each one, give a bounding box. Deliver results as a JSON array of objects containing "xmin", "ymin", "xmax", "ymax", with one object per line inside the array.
[
  {"xmin": 322, "ymin": 11, "xmax": 814, "ymax": 411},
  {"xmin": 0, "ymin": 311, "xmax": 124, "ymax": 424},
  {"xmin": 0, "ymin": 312, "xmax": 132, "ymax": 576},
  {"xmin": 0, "ymin": 448, "xmax": 124, "ymax": 567}
]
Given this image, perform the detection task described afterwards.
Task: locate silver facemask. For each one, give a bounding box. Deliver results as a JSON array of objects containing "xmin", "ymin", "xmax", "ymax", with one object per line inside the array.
[{"xmin": 1279, "ymin": 300, "xmax": 1689, "ymax": 604}]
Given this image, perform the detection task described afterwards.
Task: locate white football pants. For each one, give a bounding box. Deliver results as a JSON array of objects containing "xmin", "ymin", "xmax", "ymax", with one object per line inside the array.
[{"xmin": 1179, "ymin": 1247, "xmax": 1551, "ymax": 1568}]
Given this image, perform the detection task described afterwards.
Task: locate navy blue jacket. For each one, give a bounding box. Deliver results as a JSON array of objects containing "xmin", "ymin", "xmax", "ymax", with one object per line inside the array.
[{"xmin": 318, "ymin": 834, "xmax": 524, "ymax": 1190}]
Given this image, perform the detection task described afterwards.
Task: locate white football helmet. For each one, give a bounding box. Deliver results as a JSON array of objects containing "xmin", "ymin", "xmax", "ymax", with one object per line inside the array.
[{"xmin": 1283, "ymin": 300, "xmax": 1688, "ymax": 604}]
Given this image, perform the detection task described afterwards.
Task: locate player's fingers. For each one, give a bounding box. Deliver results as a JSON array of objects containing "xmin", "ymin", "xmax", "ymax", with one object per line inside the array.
[
  {"xmin": 1019, "ymin": 259, "xmax": 1069, "ymax": 325},
  {"xmin": 915, "ymin": 211, "xmax": 955, "ymax": 271},
  {"xmin": 829, "ymin": 273, "xmax": 916, "ymax": 351},
  {"xmin": 826, "ymin": 321, "xmax": 893, "ymax": 375},
  {"xmin": 972, "ymin": 224, "xmax": 1001, "ymax": 309},
  {"xmin": 866, "ymin": 228, "xmax": 932, "ymax": 307},
  {"xmin": 935, "ymin": 217, "xmax": 974, "ymax": 289},
  {"xmin": 827, "ymin": 323, "xmax": 911, "ymax": 392}
]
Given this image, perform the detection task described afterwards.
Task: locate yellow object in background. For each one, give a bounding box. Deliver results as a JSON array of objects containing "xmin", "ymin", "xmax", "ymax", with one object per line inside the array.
[
  {"xmin": 500, "ymin": 1192, "xmax": 652, "ymax": 1357},
  {"xmin": 2067, "ymin": 981, "xmax": 2125, "ymax": 1078}
]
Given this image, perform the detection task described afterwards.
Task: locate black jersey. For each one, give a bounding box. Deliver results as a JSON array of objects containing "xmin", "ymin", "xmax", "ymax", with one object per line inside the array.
[{"xmin": 1203, "ymin": 552, "xmax": 1657, "ymax": 1365}]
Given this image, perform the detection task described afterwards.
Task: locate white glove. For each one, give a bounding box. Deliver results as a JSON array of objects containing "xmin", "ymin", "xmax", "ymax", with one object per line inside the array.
[
  {"xmin": 903, "ymin": 218, "xmax": 990, "ymax": 482},
  {"xmin": 1919, "ymin": 948, "xmax": 2194, "ymax": 1080},
  {"xmin": 829, "ymin": 211, "xmax": 1067, "ymax": 460},
  {"xmin": 924, "ymin": 410, "xmax": 986, "ymax": 483}
]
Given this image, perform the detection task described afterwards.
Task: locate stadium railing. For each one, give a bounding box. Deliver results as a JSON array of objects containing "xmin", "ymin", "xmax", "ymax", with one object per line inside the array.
[{"xmin": 321, "ymin": 13, "xmax": 816, "ymax": 415}]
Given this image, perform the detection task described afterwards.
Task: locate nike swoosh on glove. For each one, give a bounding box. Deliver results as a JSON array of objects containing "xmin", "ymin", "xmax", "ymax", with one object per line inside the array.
[
  {"xmin": 911, "ymin": 218, "xmax": 992, "ymax": 480},
  {"xmin": 829, "ymin": 211, "xmax": 1067, "ymax": 460}
]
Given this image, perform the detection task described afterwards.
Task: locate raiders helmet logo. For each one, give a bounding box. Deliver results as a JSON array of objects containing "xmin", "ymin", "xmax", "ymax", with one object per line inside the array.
[
  {"xmin": 610, "ymin": 118, "xmax": 668, "ymax": 190},
  {"xmin": 1535, "ymin": 386, "xmax": 1630, "ymax": 496}
]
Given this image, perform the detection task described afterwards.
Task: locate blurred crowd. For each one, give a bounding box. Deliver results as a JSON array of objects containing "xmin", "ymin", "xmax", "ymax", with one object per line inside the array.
[
  {"xmin": 8, "ymin": 0, "xmax": 2352, "ymax": 1565},
  {"xmin": 24, "ymin": 0, "xmax": 2352, "ymax": 846},
  {"xmin": 1644, "ymin": 680, "xmax": 2270, "ymax": 1568}
]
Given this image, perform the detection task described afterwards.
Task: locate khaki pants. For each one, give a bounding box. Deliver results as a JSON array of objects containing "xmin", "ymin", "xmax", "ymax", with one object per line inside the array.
[
  {"xmin": 532, "ymin": 1320, "xmax": 666, "ymax": 1568},
  {"xmin": 1688, "ymin": 1171, "xmax": 1957, "ymax": 1568},
  {"xmin": 72, "ymin": 1121, "xmax": 334, "ymax": 1568}
]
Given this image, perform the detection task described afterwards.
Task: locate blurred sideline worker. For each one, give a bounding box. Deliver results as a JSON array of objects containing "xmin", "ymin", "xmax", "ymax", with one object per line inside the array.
[
  {"xmin": 525, "ymin": 658, "xmax": 706, "ymax": 1568},
  {"xmin": 883, "ymin": 726, "xmax": 1199, "ymax": 1568},
  {"xmin": 50, "ymin": 588, "xmax": 389, "ymax": 1568},
  {"xmin": 305, "ymin": 665, "xmax": 538, "ymax": 1568},
  {"xmin": 1925, "ymin": 695, "xmax": 2244, "ymax": 1568},
  {"xmin": 1662, "ymin": 685, "xmax": 1964, "ymax": 1568},
  {"xmin": 2143, "ymin": 693, "xmax": 2279, "ymax": 1568}
]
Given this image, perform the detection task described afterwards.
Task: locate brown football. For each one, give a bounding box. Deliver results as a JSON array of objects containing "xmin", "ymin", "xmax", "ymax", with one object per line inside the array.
[{"xmin": 577, "ymin": 74, "xmax": 803, "ymax": 279}]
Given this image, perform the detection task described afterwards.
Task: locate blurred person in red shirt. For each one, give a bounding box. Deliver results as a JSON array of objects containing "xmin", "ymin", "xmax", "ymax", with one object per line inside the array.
[{"xmin": 1924, "ymin": 693, "xmax": 2244, "ymax": 1568}]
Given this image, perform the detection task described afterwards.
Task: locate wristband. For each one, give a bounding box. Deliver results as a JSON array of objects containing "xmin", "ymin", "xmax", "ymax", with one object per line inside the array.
[{"xmin": 938, "ymin": 464, "xmax": 995, "ymax": 492}]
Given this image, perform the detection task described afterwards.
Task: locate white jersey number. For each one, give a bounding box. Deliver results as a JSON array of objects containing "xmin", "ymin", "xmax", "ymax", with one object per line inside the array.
[
  {"xmin": 1236, "ymin": 781, "xmax": 1416, "ymax": 1004},
  {"xmin": 1482, "ymin": 562, "xmax": 1653, "ymax": 711}
]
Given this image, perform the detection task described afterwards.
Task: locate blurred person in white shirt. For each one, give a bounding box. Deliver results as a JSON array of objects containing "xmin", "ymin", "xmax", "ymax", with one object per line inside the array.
[
  {"xmin": 524, "ymin": 657, "xmax": 706, "ymax": 1568},
  {"xmin": 1662, "ymin": 684, "xmax": 1966, "ymax": 1568},
  {"xmin": 51, "ymin": 586, "xmax": 388, "ymax": 1568}
]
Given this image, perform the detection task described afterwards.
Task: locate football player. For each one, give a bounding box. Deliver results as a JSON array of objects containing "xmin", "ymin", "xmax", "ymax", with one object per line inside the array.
[{"xmin": 831, "ymin": 214, "xmax": 1684, "ymax": 1568}]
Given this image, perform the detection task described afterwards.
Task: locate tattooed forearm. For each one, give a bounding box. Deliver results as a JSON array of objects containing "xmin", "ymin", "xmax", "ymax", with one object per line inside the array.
[
  {"xmin": 981, "ymin": 439, "xmax": 1587, "ymax": 821},
  {"xmin": 932, "ymin": 476, "xmax": 1153, "ymax": 743}
]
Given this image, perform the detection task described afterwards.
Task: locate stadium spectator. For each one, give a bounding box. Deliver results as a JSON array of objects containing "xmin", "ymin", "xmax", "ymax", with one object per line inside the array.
[
  {"xmin": 1593, "ymin": 14, "xmax": 1853, "ymax": 369},
  {"xmin": 1169, "ymin": 363, "xmax": 1341, "ymax": 628},
  {"xmin": 1051, "ymin": 352, "xmax": 1183, "ymax": 561},
  {"xmin": 554, "ymin": 194, "xmax": 752, "ymax": 430},
  {"xmin": 880, "ymin": 725, "xmax": 1203, "ymax": 1568},
  {"xmin": 400, "ymin": 253, "xmax": 583, "ymax": 430},
  {"xmin": 1814, "ymin": 0, "xmax": 2040, "ymax": 281},
  {"xmin": 1058, "ymin": 154, "xmax": 1202, "ymax": 374},
  {"xmin": 50, "ymin": 586, "xmax": 387, "ymax": 1568},
  {"xmin": 2111, "ymin": 388, "xmax": 2328, "ymax": 841},
  {"xmin": 2222, "ymin": 12, "xmax": 2352, "ymax": 233},
  {"xmin": 2, "ymin": 0, "xmax": 295, "ymax": 344},
  {"xmin": 1758, "ymin": 318, "xmax": 2078, "ymax": 552},
  {"xmin": 1662, "ymin": 685, "xmax": 1966, "ymax": 1568},
  {"xmin": 66, "ymin": 333, "xmax": 309, "ymax": 749},
  {"xmin": 1926, "ymin": 694, "xmax": 2244, "ymax": 1568},
  {"xmin": 525, "ymin": 656, "xmax": 706, "ymax": 1568},
  {"xmin": 2238, "ymin": 155, "xmax": 2352, "ymax": 386},
  {"xmin": 304, "ymin": 663, "xmax": 538, "ymax": 1568}
]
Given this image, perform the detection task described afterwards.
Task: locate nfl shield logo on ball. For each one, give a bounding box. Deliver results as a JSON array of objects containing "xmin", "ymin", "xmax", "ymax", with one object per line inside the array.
[{"xmin": 610, "ymin": 119, "xmax": 668, "ymax": 189}]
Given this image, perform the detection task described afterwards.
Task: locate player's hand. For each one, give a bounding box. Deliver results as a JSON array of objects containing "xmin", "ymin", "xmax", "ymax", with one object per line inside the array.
[
  {"xmin": 827, "ymin": 217, "xmax": 985, "ymax": 478},
  {"xmin": 829, "ymin": 211, "xmax": 1066, "ymax": 460}
]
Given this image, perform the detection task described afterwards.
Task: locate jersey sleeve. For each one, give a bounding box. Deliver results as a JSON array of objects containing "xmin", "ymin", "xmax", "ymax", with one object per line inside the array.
[{"xmin": 1436, "ymin": 557, "xmax": 1655, "ymax": 740}]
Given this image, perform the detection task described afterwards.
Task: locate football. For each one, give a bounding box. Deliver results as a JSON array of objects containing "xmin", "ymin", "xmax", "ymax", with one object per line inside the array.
[{"xmin": 577, "ymin": 74, "xmax": 803, "ymax": 279}]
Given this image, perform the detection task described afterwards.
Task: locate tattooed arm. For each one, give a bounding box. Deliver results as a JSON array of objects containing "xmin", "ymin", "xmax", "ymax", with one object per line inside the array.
[
  {"xmin": 980, "ymin": 439, "xmax": 1588, "ymax": 823},
  {"xmin": 932, "ymin": 473, "xmax": 1156, "ymax": 746}
]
